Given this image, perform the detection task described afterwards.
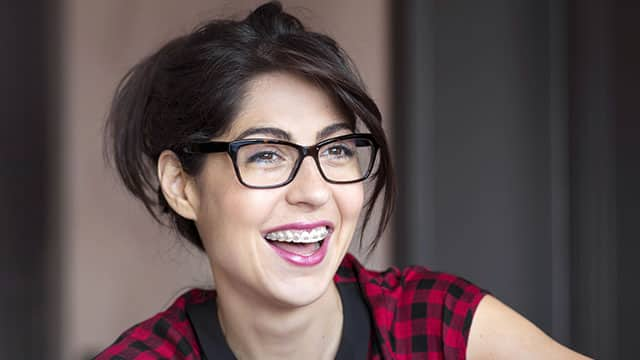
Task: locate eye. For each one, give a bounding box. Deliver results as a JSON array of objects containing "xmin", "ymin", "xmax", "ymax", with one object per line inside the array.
[
  {"xmin": 247, "ymin": 150, "xmax": 285, "ymax": 164},
  {"xmin": 322, "ymin": 143, "xmax": 355, "ymax": 159}
]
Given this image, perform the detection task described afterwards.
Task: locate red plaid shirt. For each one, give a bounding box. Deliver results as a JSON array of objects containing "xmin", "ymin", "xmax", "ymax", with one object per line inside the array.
[{"xmin": 95, "ymin": 254, "xmax": 487, "ymax": 359}]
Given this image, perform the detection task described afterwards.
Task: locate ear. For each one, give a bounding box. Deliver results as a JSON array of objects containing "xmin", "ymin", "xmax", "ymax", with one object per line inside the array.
[{"xmin": 157, "ymin": 150, "xmax": 199, "ymax": 221}]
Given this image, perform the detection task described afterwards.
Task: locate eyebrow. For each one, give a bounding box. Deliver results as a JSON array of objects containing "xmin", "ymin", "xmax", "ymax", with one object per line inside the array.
[
  {"xmin": 317, "ymin": 123, "xmax": 352, "ymax": 141},
  {"xmin": 235, "ymin": 123, "xmax": 353, "ymax": 142},
  {"xmin": 236, "ymin": 127, "xmax": 290, "ymax": 141}
]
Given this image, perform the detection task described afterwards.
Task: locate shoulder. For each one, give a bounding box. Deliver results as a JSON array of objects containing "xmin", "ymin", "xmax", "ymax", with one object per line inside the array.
[
  {"xmin": 340, "ymin": 254, "xmax": 486, "ymax": 317},
  {"xmin": 338, "ymin": 254, "xmax": 488, "ymax": 358},
  {"xmin": 94, "ymin": 289, "xmax": 214, "ymax": 360},
  {"xmin": 366, "ymin": 263, "xmax": 487, "ymax": 340},
  {"xmin": 467, "ymin": 295, "xmax": 592, "ymax": 360}
]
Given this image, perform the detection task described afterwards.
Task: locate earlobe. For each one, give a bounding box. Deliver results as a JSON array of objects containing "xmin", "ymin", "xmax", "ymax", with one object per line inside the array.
[{"xmin": 157, "ymin": 150, "xmax": 198, "ymax": 221}]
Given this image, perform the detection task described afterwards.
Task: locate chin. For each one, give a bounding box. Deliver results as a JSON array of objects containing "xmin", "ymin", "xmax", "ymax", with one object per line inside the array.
[
  {"xmin": 264, "ymin": 266, "xmax": 336, "ymax": 308},
  {"xmin": 273, "ymin": 281, "xmax": 332, "ymax": 308}
]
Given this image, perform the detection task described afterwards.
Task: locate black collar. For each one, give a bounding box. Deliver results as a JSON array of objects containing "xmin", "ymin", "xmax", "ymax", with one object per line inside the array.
[{"xmin": 186, "ymin": 282, "xmax": 371, "ymax": 359}]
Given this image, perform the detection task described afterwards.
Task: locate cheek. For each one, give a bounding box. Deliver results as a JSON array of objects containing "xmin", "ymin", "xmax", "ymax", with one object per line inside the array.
[
  {"xmin": 334, "ymin": 183, "xmax": 365, "ymax": 224},
  {"xmin": 199, "ymin": 187, "xmax": 277, "ymax": 243},
  {"xmin": 193, "ymin": 159, "xmax": 280, "ymax": 251}
]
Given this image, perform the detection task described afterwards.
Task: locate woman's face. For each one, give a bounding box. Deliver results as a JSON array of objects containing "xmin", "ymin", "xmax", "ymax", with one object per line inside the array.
[{"xmin": 191, "ymin": 72, "xmax": 364, "ymax": 307}]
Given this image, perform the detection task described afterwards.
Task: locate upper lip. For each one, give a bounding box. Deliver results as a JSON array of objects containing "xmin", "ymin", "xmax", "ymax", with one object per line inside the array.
[{"xmin": 262, "ymin": 220, "xmax": 334, "ymax": 236}]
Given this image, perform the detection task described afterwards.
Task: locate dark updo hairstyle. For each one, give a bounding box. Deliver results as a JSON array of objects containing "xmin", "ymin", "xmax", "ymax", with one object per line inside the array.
[{"xmin": 105, "ymin": 1, "xmax": 395, "ymax": 253}]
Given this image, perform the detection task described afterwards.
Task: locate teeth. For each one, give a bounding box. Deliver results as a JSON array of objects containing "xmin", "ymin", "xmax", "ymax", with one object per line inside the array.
[{"xmin": 265, "ymin": 226, "xmax": 329, "ymax": 243}]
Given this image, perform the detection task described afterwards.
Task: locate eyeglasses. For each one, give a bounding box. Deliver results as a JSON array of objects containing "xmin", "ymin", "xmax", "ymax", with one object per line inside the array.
[{"xmin": 184, "ymin": 133, "xmax": 378, "ymax": 189}]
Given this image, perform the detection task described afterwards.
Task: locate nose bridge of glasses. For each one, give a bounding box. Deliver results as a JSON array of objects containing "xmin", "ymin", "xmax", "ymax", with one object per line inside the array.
[{"xmin": 294, "ymin": 145, "xmax": 324, "ymax": 179}]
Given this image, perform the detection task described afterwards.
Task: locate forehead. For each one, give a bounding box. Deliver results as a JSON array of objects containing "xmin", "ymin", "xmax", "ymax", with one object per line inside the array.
[{"xmin": 226, "ymin": 72, "xmax": 351, "ymax": 142}]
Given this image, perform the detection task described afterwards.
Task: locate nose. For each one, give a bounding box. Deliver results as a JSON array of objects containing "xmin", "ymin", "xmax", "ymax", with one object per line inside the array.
[{"xmin": 285, "ymin": 156, "xmax": 331, "ymax": 208}]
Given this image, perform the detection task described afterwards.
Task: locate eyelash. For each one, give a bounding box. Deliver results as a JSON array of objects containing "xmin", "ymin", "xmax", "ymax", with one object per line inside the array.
[
  {"xmin": 246, "ymin": 150, "xmax": 286, "ymax": 164},
  {"xmin": 322, "ymin": 144, "xmax": 354, "ymax": 158}
]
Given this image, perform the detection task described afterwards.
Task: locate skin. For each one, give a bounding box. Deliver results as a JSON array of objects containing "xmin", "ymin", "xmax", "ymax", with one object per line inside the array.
[
  {"xmin": 467, "ymin": 295, "xmax": 592, "ymax": 359},
  {"xmin": 158, "ymin": 71, "xmax": 591, "ymax": 359},
  {"xmin": 158, "ymin": 72, "xmax": 363, "ymax": 359}
]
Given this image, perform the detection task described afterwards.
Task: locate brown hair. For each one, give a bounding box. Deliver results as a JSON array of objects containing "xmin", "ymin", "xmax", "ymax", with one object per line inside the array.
[{"xmin": 104, "ymin": 1, "xmax": 395, "ymax": 253}]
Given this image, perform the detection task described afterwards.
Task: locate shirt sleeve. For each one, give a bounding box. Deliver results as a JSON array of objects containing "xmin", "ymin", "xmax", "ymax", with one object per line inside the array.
[
  {"xmin": 439, "ymin": 273, "xmax": 488, "ymax": 359},
  {"xmin": 399, "ymin": 266, "xmax": 489, "ymax": 360}
]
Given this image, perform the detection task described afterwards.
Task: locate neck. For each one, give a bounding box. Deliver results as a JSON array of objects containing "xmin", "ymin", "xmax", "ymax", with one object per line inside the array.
[{"xmin": 215, "ymin": 280, "xmax": 343, "ymax": 360}]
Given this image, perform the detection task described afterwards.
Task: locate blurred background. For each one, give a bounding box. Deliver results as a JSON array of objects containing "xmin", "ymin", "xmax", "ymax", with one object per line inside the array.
[{"xmin": 1, "ymin": 0, "xmax": 638, "ymax": 359}]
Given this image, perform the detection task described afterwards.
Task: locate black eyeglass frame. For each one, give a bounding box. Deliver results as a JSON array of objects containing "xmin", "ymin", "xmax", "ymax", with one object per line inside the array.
[{"xmin": 183, "ymin": 133, "xmax": 379, "ymax": 189}]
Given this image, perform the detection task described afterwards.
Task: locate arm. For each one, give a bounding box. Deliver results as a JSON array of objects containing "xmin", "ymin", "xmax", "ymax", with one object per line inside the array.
[{"xmin": 466, "ymin": 295, "xmax": 591, "ymax": 360}]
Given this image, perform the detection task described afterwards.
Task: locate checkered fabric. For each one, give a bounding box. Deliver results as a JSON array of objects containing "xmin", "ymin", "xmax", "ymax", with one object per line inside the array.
[
  {"xmin": 94, "ymin": 289, "xmax": 211, "ymax": 360},
  {"xmin": 335, "ymin": 255, "xmax": 488, "ymax": 359},
  {"xmin": 95, "ymin": 254, "xmax": 487, "ymax": 359}
]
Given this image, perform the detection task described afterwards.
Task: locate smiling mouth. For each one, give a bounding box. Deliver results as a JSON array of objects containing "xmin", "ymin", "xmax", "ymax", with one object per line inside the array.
[{"xmin": 264, "ymin": 225, "xmax": 330, "ymax": 256}]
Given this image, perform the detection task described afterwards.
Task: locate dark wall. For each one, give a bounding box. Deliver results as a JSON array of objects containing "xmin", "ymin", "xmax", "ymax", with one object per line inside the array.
[
  {"xmin": 569, "ymin": 0, "xmax": 639, "ymax": 358},
  {"xmin": 0, "ymin": 2, "xmax": 60, "ymax": 359},
  {"xmin": 613, "ymin": 1, "xmax": 640, "ymax": 358},
  {"xmin": 568, "ymin": 0, "xmax": 618, "ymax": 357},
  {"xmin": 432, "ymin": 0, "xmax": 557, "ymax": 339},
  {"xmin": 393, "ymin": 0, "xmax": 567, "ymax": 342},
  {"xmin": 392, "ymin": 0, "xmax": 639, "ymax": 358}
]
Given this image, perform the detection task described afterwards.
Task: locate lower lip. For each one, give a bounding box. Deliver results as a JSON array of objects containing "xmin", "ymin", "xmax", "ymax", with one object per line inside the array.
[{"xmin": 268, "ymin": 234, "xmax": 330, "ymax": 267}]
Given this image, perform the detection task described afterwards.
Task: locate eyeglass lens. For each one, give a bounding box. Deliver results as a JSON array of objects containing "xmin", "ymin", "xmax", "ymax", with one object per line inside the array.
[{"xmin": 235, "ymin": 138, "xmax": 374, "ymax": 187}]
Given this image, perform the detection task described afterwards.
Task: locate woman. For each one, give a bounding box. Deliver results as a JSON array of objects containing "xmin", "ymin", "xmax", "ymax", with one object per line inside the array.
[{"xmin": 96, "ymin": 2, "xmax": 589, "ymax": 359}]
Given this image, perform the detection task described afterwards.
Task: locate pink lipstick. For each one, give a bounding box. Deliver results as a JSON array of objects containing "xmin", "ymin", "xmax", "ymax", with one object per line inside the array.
[{"xmin": 263, "ymin": 221, "xmax": 333, "ymax": 267}]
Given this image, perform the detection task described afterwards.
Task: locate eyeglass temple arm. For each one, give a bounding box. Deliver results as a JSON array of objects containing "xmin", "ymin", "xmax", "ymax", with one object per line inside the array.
[{"xmin": 183, "ymin": 141, "xmax": 229, "ymax": 154}]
